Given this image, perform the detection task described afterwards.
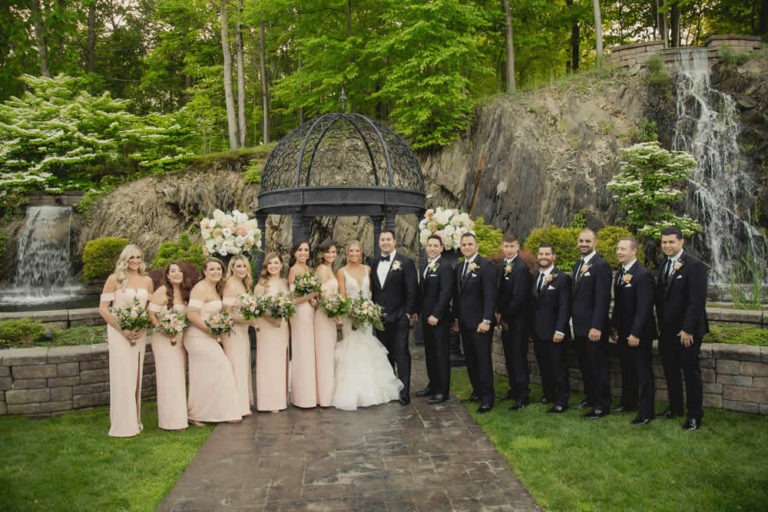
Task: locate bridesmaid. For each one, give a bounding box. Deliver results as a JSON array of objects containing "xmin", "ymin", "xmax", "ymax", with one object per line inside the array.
[
  {"xmin": 185, "ymin": 257, "xmax": 242, "ymax": 425},
  {"xmin": 314, "ymin": 239, "xmax": 341, "ymax": 407},
  {"xmin": 148, "ymin": 261, "xmax": 195, "ymax": 431},
  {"xmin": 99, "ymin": 244, "xmax": 154, "ymax": 437},
  {"xmin": 288, "ymin": 240, "xmax": 318, "ymax": 408},
  {"xmin": 222, "ymin": 255, "xmax": 256, "ymax": 417},
  {"xmin": 253, "ymin": 252, "xmax": 290, "ymax": 413}
]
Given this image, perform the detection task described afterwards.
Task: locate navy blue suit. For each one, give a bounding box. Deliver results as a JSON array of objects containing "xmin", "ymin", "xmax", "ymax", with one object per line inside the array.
[
  {"xmin": 496, "ymin": 256, "xmax": 532, "ymax": 402},
  {"xmin": 419, "ymin": 257, "xmax": 455, "ymax": 397},
  {"xmin": 454, "ymin": 254, "xmax": 497, "ymax": 407}
]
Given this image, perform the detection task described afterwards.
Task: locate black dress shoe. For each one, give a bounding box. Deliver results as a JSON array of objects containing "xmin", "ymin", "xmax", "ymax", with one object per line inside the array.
[
  {"xmin": 612, "ymin": 405, "xmax": 636, "ymax": 413},
  {"xmin": 508, "ymin": 400, "xmax": 529, "ymax": 411},
  {"xmin": 498, "ymin": 390, "xmax": 516, "ymax": 401},
  {"xmin": 682, "ymin": 418, "xmax": 701, "ymax": 431},
  {"xmin": 538, "ymin": 397, "xmax": 551, "ymax": 406},
  {"xmin": 575, "ymin": 399, "xmax": 591, "ymax": 409},
  {"xmin": 632, "ymin": 416, "xmax": 652, "ymax": 425},
  {"xmin": 415, "ymin": 388, "xmax": 433, "ymax": 398},
  {"xmin": 546, "ymin": 404, "xmax": 567, "ymax": 414},
  {"xmin": 428, "ymin": 394, "xmax": 447, "ymax": 404},
  {"xmin": 399, "ymin": 395, "xmax": 411, "ymax": 406},
  {"xmin": 583, "ymin": 408, "xmax": 608, "ymax": 419},
  {"xmin": 460, "ymin": 394, "xmax": 480, "ymax": 403},
  {"xmin": 477, "ymin": 403, "xmax": 492, "ymax": 414},
  {"xmin": 660, "ymin": 409, "xmax": 682, "ymax": 419}
]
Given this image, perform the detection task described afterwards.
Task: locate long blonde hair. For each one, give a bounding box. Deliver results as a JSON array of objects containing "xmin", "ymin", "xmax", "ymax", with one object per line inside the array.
[
  {"xmin": 226, "ymin": 254, "xmax": 253, "ymax": 292},
  {"xmin": 345, "ymin": 240, "xmax": 363, "ymax": 265},
  {"xmin": 258, "ymin": 252, "xmax": 284, "ymax": 289},
  {"xmin": 114, "ymin": 244, "xmax": 146, "ymax": 289}
]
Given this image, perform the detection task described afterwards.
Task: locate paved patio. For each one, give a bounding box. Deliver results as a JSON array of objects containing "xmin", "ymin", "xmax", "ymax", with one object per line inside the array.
[{"xmin": 158, "ymin": 348, "xmax": 541, "ymax": 511}]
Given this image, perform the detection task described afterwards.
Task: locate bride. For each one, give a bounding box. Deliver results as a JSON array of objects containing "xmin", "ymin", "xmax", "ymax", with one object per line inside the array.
[{"xmin": 332, "ymin": 240, "xmax": 403, "ymax": 411}]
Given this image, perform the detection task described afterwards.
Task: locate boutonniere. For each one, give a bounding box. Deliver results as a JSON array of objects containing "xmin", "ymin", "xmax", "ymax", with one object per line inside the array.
[
  {"xmin": 469, "ymin": 262, "xmax": 478, "ymax": 273},
  {"xmin": 580, "ymin": 263, "xmax": 591, "ymax": 274},
  {"xmin": 673, "ymin": 260, "xmax": 683, "ymax": 272},
  {"xmin": 504, "ymin": 264, "xmax": 512, "ymax": 275},
  {"xmin": 428, "ymin": 262, "xmax": 439, "ymax": 273},
  {"xmin": 545, "ymin": 273, "xmax": 555, "ymax": 283},
  {"xmin": 622, "ymin": 273, "xmax": 632, "ymax": 284}
]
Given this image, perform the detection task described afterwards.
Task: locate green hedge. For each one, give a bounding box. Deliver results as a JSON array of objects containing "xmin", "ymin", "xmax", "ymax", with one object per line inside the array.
[
  {"xmin": 597, "ymin": 225, "xmax": 645, "ymax": 268},
  {"xmin": 523, "ymin": 226, "xmax": 581, "ymax": 269},
  {"xmin": 0, "ymin": 318, "xmax": 47, "ymax": 347},
  {"xmin": 474, "ymin": 217, "xmax": 503, "ymax": 260},
  {"xmin": 152, "ymin": 233, "xmax": 205, "ymax": 271},
  {"xmin": 704, "ymin": 324, "xmax": 768, "ymax": 347},
  {"xmin": 82, "ymin": 237, "xmax": 129, "ymax": 284}
]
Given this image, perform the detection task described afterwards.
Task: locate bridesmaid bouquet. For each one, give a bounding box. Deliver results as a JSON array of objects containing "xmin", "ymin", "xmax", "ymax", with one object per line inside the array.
[
  {"xmin": 318, "ymin": 293, "xmax": 350, "ymax": 318},
  {"xmin": 418, "ymin": 207, "xmax": 474, "ymax": 250},
  {"xmin": 239, "ymin": 294, "xmax": 265, "ymax": 320},
  {"xmin": 349, "ymin": 297, "xmax": 384, "ymax": 331},
  {"xmin": 262, "ymin": 293, "xmax": 296, "ymax": 319},
  {"xmin": 154, "ymin": 307, "xmax": 188, "ymax": 346},
  {"xmin": 205, "ymin": 312, "xmax": 235, "ymax": 343},
  {"xmin": 199, "ymin": 209, "xmax": 262, "ymax": 257},
  {"xmin": 110, "ymin": 297, "xmax": 151, "ymax": 345},
  {"xmin": 293, "ymin": 271, "xmax": 321, "ymax": 296}
]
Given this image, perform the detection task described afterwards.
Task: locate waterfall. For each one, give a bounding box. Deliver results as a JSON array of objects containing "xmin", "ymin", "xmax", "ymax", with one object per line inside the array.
[
  {"xmin": 0, "ymin": 206, "xmax": 82, "ymax": 305},
  {"xmin": 672, "ymin": 48, "xmax": 767, "ymax": 283}
]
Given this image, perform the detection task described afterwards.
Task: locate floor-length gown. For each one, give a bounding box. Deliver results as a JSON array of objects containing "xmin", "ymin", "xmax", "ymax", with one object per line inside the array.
[
  {"xmin": 256, "ymin": 283, "xmax": 289, "ymax": 412},
  {"xmin": 104, "ymin": 287, "xmax": 149, "ymax": 437},
  {"xmin": 332, "ymin": 270, "xmax": 403, "ymax": 411},
  {"xmin": 149, "ymin": 303, "xmax": 188, "ymax": 430},
  {"xmin": 184, "ymin": 299, "xmax": 242, "ymax": 422},
  {"xmin": 314, "ymin": 277, "xmax": 338, "ymax": 407},
  {"xmin": 290, "ymin": 284, "xmax": 317, "ymax": 408},
  {"xmin": 223, "ymin": 297, "xmax": 254, "ymax": 417}
]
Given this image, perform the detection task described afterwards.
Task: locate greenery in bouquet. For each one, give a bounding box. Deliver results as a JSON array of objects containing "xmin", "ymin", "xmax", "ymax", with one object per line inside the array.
[
  {"xmin": 262, "ymin": 293, "xmax": 296, "ymax": 320},
  {"xmin": 154, "ymin": 307, "xmax": 188, "ymax": 345},
  {"xmin": 349, "ymin": 297, "xmax": 384, "ymax": 331},
  {"xmin": 318, "ymin": 293, "xmax": 350, "ymax": 318},
  {"xmin": 239, "ymin": 294, "xmax": 265, "ymax": 320},
  {"xmin": 419, "ymin": 207, "xmax": 474, "ymax": 250},
  {"xmin": 204, "ymin": 312, "xmax": 235, "ymax": 342},
  {"xmin": 199, "ymin": 209, "xmax": 262, "ymax": 257},
  {"xmin": 109, "ymin": 297, "xmax": 151, "ymax": 345},
  {"xmin": 293, "ymin": 271, "xmax": 321, "ymax": 297}
]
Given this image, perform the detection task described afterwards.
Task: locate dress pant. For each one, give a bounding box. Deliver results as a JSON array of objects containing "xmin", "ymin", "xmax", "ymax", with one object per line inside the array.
[
  {"xmin": 578, "ymin": 335, "xmax": 611, "ymax": 411},
  {"xmin": 573, "ymin": 335, "xmax": 594, "ymax": 404},
  {"xmin": 378, "ymin": 317, "xmax": 411, "ymax": 396},
  {"xmin": 532, "ymin": 336, "xmax": 570, "ymax": 406},
  {"xmin": 422, "ymin": 318, "xmax": 451, "ymax": 397},
  {"xmin": 460, "ymin": 324, "xmax": 494, "ymax": 406},
  {"xmin": 660, "ymin": 332, "xmax": 703, "ymax": 420},
  {"xmin": 501, "ymin": 319, "xmax": 530, "ymax": 402},
  {"xmin": 618, "ymin": 337, "xmax": 655, "ymax": 418}
]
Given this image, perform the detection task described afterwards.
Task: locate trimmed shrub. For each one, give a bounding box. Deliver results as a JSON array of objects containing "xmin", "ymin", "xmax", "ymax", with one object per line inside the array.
[
  {"xmin": 474, "ymin": 217, "xmax": 503, "ymax": 261},
  {"xmin": 0, "ymin": 318, "xmax": 47, "ymax": 346},
  {"xmin": 523, "ymin": 226, "xmax": 580, "ymax": 270},
  {"xmin": 597, "ymin": 225, "xmax": 645, "ymax": 269},
  {"xmin": 82, "ymin": 237, "xmax": 130, "ymax": 284},
  {"xmin": 152, "ymin": 233, "xmax": 205, "ymax": 271}
]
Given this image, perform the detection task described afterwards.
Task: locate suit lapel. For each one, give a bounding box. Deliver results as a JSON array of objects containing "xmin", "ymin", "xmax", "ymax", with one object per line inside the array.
[
  {"xmin": 664, "ymin": 254, "xmax": 684, "ymax": 297},
  {"xmin": 372, "ymin": 259, "xmax": 382, "ymax": 291},
  {"xmin": 381, "ymin": 254, "xmax": 398, "ymax": 290}
]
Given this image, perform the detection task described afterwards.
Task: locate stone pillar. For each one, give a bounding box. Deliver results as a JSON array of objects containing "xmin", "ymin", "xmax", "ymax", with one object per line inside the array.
[
  {"xmin": 371, "ymin": 215, "xmax": 384, "ymax": 260},
  {"xmin": 292, "ymin": 210, "xmax": 309, "ymax": 243},
  {"xmin": 413, "ymin": 211, "xmax": 426, "ymax": 345}
]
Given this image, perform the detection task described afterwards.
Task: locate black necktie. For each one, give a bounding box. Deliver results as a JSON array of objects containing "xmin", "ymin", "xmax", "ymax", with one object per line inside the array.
[
  {"xmin": 381, "ymin": 255, "xmax": 390, "ymax": 262},
  {"xmin": 663, "ymin": 259, "xmax": 672, "ymax": 282},
  {"xmin": 537, "ymin": 272, "xmax": 545, "ymax": 291},
  {"xmin": 575, "ymin": 259, "xmax": 584, "ymax": 282}
]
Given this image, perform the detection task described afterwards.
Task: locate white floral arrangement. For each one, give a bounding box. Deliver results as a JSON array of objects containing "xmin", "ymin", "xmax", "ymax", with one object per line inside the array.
[
  {"xmin": 199, "ymin": 209, "xmax": 262, "ymax": 257},
  {"xmin": 418, "ymin": 207, "xmax": 474, "ymax": 250}
]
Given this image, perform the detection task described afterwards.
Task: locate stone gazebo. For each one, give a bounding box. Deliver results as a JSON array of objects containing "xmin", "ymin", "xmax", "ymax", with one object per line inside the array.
[{"xmin": 255, "ymin": 112, "xmax": 426, "ymax": 260}]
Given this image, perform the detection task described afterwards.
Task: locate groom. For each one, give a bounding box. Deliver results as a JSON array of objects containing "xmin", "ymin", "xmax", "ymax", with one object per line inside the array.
[{"xmin": 371, "ymin": 230, "xmax": 418, "ymax": 405}]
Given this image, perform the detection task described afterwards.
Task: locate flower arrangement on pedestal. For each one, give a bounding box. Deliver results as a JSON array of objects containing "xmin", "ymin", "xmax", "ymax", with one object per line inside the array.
[
  {"xmin": 199, "ymin": 209, "xmax": 262, "ymax": 257},
  {"xmin": 418, "ymin": 207, "xmax": 474, "ymax": 250}
]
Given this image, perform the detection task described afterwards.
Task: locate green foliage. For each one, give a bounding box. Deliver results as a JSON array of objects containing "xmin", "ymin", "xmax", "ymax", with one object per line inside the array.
[
  {"xmin": 473, "ymin": 217, "xmax": 503, "ymax": 260},
  {"xmin": 645, "ymin": 55, "xmax": 670, "ymax": 89},
  {"xmin": 523, "ymin": 226, "xmax": 581, "ymax": 270},
  {"xmin": 704, "ymin": 324, "xmax": 768, "ymax": 347},
  {"xmin": 718, "ymin": 44, "xmax": 750, "ymax": 67},
  {"xmin": 0, "ymin": 318, "xmax": 47, "ymax": 346},
  {"xmin": 727, "ymin": 246, "xmax": 767, "ymax": 309},
  {"xmin": 243, "ymin": 162, "xmax": 262, "ymax": 184},
  {"xmin": 50, "ymin": 325, "xmax": 106, "ymax": 347},
  {"xmin": 152, "ymin": 233, "xmax": 205, "ymax": 270},
  {"xmin": 568, "ymin": 210, "xmax": 588, "ymax": 229},
  {"xmin": 0, "ymin": 231, "xmax": 6, "ymax": 274},
  {"xmin": 607, "ymin": 141, "xmax": 701, "ymax": 240},
  {"xmin": 596, "ymin": 225, "xmax": 645, "ymax": 268},
  {"xmin": 81, "ymin": 237, "xmax": 130, "ymax": 284},
  {"xmin": 629, "ymin": 119, "xmax": 658, "ymax": 143}
]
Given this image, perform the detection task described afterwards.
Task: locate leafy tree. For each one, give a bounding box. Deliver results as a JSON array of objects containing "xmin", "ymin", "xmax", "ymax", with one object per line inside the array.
[{"xmin": 523, "ymin": 226, "xmax": 581, "ymax": 269}]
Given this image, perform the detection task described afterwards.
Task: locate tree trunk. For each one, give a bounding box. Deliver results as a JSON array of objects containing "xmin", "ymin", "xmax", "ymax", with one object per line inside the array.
[
  {"xmin": 85, "ymin": 0, "xmax": 98, "ymax": 74},
  {"xmin": 592, "ymin": 0, "xmax": 603, "ymax": 64},
  {"xmin": 565, "ymin": 0, "xmax": 579, "ymax": 72},
  {"xmin": 259, "ymin": 19, "xmax": 270, "ymax": 145},
  {"xmin": 30, "ymin": 0, "xmax": 51, "ymax": 77},
  {"xmin": 235, "ymin": 0, "xmax": 247, "ymax": 148},
  {"xmin": 296, "ymin": 11, "xmax": 303, "ymax": 125},
  {"xmin": 220, "ymin": 0, "xmax": 239, "ymax": 150},
  {"xmin": 502, "ymin": 0, "xmax": 516, "ymax": 93},
  {"xmin": 759, "ymin": 0, "xmax": 768, "ymax": 37},
  {"xmin": 345, "ymin": 0, "xmax": 353, "ymax": 112},
  {"xmin": 656, "ymin": 0, "xmax": 669, "ymax": 47},
  {"xmin": 670, "ymin": 1, "xmax": 681, "ymax": 47}
]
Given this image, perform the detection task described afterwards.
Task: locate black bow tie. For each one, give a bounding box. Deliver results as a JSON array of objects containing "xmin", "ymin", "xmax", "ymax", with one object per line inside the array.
[{"xmin": 380, "ymin": 255, "xmax": 391, "ymax": 262}]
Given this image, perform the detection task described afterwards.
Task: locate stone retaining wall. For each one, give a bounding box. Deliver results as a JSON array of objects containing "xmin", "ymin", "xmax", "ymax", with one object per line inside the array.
[
  {"xmin": 608, "ymin": 35, "xmax": 763, "ymax": 69},
  {"xmin": 0, "ymin": 307, "xmax": 103, "ymax": 330}
]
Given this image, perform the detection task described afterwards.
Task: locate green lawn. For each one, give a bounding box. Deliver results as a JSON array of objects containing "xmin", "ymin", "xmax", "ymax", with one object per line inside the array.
[
  {"xmin": 453, "ymin": 370, "xmax": 768, "ymax": 512},
  {"xmin": 0, "ymin": 401, "xmax": 212, "ymax": 511}
]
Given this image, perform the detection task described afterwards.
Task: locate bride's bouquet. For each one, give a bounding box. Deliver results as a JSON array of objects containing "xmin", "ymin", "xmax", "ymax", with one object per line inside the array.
[
  {"xmin": 205, "ymin": 312, "xmax": 235, "ymax": 343},
  {"xmin": 262, "ymin": 293, "xmax": 296, "ymax": 320},
  {"xmin": 418, "ymin": 207, "xmax": 474, "ymax": 250},
  {"xmin": 154, "ymin": 307, "xmax": 188, "ymax": 345},
  {"xmin": 200, "ymin": 209, "xmax": 262, "ymax": 257},
  {"xmin": 293, "ymin": 271, "xmax": 321, "ymax": 297},
  {"xmin": 349, "ymin": 297, "xmax": 384, "ymax": 331},
  {"xmin": 238, "ymin": 294, "xmax": 265, "ymax": 320},
  {"xmin": 110, "ymin": 297, "xmax": 152, "ymax": 345},
  {"xmin": 318, "ymin": 293, "xmax": 350, "ymax": 318}
]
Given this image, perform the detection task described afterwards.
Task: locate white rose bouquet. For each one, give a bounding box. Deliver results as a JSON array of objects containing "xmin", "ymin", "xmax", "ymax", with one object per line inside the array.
[
  {"xmin": 110, "ymin": 297, "xmax": 152, "ymax": 345},
  {"xmin": 349, "ymin": 297, "xmax": 384, "ymax": 331},
  {"xmin": 154, "ymin": 307, "xmax": 188, "ymax": 345},
  {"xmin": 418, "ymin": 207, "xmax": 474, "ymax": 250},
  {"xmin": 200, "ymin": 209, "xmax": 262, "ymax": 257},
  {"xmin": 262, "ymin": 293, "xmax": 297, "ymax": 319},
  {"xmin": 239, "ymin": 294, "xmax": 265, "ymax": 320},
  {"xmin": 205, "ymin": 312, "xmax": 235, "ymax": 343}
]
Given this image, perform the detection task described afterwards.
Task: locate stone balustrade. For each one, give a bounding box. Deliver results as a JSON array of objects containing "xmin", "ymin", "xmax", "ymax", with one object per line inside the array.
[{"xmin": 608, "ymin": 35, "xmax": 763, "ymax": 69}]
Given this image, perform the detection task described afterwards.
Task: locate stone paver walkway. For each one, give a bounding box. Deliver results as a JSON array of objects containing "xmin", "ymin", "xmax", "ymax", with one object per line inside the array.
[{"xmin": 158, "ymin": 348, "xmax": 541, "ymax": 511}]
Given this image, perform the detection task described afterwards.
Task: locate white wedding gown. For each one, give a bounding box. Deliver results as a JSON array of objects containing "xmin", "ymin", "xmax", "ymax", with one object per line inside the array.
[{"xmin": 331, "ymin": 270, "xmax": 403, "ymax": 411}]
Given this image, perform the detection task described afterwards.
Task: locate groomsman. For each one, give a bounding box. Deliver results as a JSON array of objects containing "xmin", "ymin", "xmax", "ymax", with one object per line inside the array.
[
  {"xmin": 371, "ymin": 230, "xmax": 419, "ymax": 405},
  {"xmin": 570, "ymin": 229, "xmax": 612, "ymax": 418},
  {"xmin": 495, "ymin": 234, "xmax": 533, "ymax": 411},
  {"xmin": 655, "ymin": 226, "xmax": 708, "ymax": 431},
  {"xmin": 612, "ymin": 237, "xmax": 656, "ymax": 425},
  {"xmin": 453, "ymin": 233, "xmax": 497, "ymax": 413},
  {"xmin": 416, "ymin": 234, "xmax": 456, "ymax": 404},
  {"xmin": 531, "ymin": 243, "xmax": 571, "ymax": 413}
]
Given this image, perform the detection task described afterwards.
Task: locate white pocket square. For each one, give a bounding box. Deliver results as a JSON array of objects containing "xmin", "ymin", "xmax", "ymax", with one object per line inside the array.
[
  {"xmin": 547, "ymin": 285, "xmax": 556, "ymax": 290},
  {"xmin": 583, "ymin": 272, "xmax": 591, "ymax": 277},
  {"xmin": 624, "ymin": 283, "xmax": 632, "ymax": 288},
  {"xmin": 676, "ymin": 275, "xmax": 683, "ymax": 280},
  {"xmin": 471, "ymin": 274, "xmax": 478, "ymax": 278}
]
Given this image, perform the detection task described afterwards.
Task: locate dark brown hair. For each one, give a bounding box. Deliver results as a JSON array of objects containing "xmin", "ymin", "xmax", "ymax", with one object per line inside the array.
[
  {"xmin": 202, "ymin": 257, "xmax": 225, "ymax": 298},
  {"xmin": 164, "ymin": 260, "xmax": 197, "ymax": 307}
]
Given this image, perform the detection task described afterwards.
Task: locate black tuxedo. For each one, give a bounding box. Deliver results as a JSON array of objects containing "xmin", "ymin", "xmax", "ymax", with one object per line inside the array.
[
  {"xmin": 419, "ymin": 257, "xmax": 455, "ymax": 397},
  {"xmin": 371, "ymin": 251, "xmax": 418, "ymax": 396},
  {"xmin": 496, "ymin": 256, "xmax": 532, "ymax": 402},
  {"xmin": 655, "ymin": 251, "xmax": 708, "ymax": 421},
  {"xmin": 532, "ymin": 269, "xmax": 571, "ymax": 407},
  {"xmin": 612, "ymin": 261, "xmax": 656, "ymax": 419},
  {"xmin": 454, "ymin": 254, "xmax": 497, "ymax": 407},
  {"xmin": 570, "ymin": 254, "xmax": 612, "ymax": 410}
]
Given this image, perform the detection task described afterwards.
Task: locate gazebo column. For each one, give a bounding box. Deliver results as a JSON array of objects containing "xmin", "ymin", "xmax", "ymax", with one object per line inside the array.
[
  {"xmin": 254, "ymin": 212, "xmax": 268, "ymax": 272},
  {"xmin": 292, "ymin": 209, "xmax": 310, "ymax": 243},
  {"xmin": 371, "ymin": 215, "xmax": 384, "ymax": 260},
  {"xmin": 413, "ymin": 209, "xmax": 426, "ymax": 345},
  {"xmin": 384, "ymin": 209, "xmax": 396, "ymax": 232}
]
